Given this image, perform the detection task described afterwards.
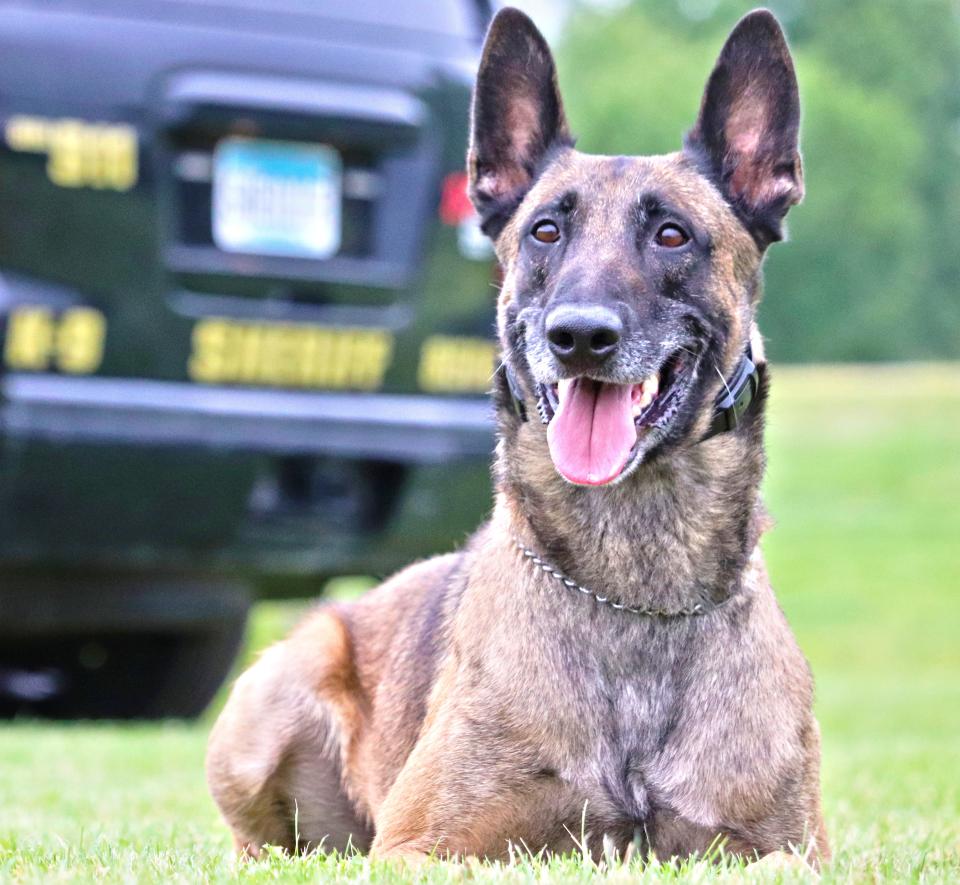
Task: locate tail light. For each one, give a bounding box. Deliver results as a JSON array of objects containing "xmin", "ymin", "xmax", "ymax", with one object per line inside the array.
[{"xmin": 439, "ymin": 171, "xmax": 474, "ymax": 226}]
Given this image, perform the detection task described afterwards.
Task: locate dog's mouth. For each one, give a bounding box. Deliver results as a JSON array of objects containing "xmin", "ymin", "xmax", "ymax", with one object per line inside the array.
[{"xmin": 536, "ymin": 347, "xmax": 701, "ymax": 486}]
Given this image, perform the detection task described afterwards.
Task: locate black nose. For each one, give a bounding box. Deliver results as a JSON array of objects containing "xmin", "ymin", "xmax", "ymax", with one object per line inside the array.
[{"xmin": 545, "ymin": 303, "xmax": 623, "ymax": 367}]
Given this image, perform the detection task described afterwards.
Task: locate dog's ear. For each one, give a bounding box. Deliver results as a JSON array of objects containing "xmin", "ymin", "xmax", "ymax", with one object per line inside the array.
[
  {"xmin": 468, "ymin": 8, "xmax": 572, "ymax": 240},
  {"xmin": 685, "ymin": 9, "xmax": 803, "ymax": 247}
]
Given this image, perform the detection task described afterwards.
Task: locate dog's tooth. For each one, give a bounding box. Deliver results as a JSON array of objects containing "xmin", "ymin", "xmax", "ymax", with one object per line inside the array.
[{"xmin": 632, "ymin": 386, "xmax": 655, "ymax": 416}]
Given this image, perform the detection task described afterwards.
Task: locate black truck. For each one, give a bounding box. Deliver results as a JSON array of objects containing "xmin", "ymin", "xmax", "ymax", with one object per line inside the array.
[{"xmin": 0, "ymin": 0, "xmax": 498, "ymax": 718}]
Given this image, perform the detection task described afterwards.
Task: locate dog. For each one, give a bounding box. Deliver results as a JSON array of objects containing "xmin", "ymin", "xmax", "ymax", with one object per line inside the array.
[{"xmin": 206, "ymin": 7, "xmax": 829, "ymax": 867}]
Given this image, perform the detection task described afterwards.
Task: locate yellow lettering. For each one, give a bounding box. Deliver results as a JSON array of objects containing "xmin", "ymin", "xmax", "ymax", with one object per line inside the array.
[
  {"xmin": 188, "ymin": 319, "xmax": 231, "ymax": 383},
  {"xmin": 5, "ymin": 115, "xmax": 48, "ymax": 153},
  {"xmin": 56, "ymin": 308, "xmax": 106, "ymax": 374},
  {"xmin": 4, "ymin": 306, "xmax": 107, "ymax": 374},
  {"xmin": 418, "ymin": 336, "xmax": 497, "ymax": 393},
  {"xmin": 4, "ymin": 308, "xmax": 55, "ymax": 370},
  {"xmin": 5, "ymin": 115, "xmax": 138, "ymax": 191},
  {"xmin": 46, "ymin": 119, "xmax": 86, "ymax": 188},
  {"xmin": 99, "ymin": 126, "xmax": 138, "ymax": 191},
  {"xmin": 356, "ymin": 331, "xmax": 394, "ymax": 390},
  {"xmin": 187, "ymin": 318, "xmax": 395, "ymax": 390}
]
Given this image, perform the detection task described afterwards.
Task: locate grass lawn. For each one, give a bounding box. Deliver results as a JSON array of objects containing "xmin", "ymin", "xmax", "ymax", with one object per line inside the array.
[{"xmin": 1, "ymin": 364, "xmax": 958, "ymax": 882}]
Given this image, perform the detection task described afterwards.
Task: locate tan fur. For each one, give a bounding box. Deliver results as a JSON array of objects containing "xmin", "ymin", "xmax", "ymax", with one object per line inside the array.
[
  {"xmin": 208, "ymin": 502, "xmax": 827, "ymax": 862},
  {"xmin": 207, "ymin": 8, "xmax": 828, "ymax": 869}
]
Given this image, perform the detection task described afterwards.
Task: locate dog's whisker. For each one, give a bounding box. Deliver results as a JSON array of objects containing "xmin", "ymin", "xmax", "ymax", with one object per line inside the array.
[{"xmin": 715, "ymin": 363, "xmax": 735, "ymax": 400}]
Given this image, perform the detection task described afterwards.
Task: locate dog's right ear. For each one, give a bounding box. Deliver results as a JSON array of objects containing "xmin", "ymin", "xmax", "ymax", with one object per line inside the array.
[{"xmin": 468, "ymin": 8, "xmax": 571, "ymax": 240}]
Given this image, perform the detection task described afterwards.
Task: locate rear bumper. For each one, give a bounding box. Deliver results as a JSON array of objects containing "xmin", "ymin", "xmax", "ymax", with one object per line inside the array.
[
  {"xmin": 0, "ymin": 373, "xmax": 495, "ymax": 579},
  {"xmin": 1, "ymin": 373, "xmax": 494, "ymax": 461}
]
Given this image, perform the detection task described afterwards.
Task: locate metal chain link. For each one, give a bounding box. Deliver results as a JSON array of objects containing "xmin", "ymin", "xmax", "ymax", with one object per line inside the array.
[{"xmin": 515, "ymin": 538, "xmax": 714, "ymax": 618}]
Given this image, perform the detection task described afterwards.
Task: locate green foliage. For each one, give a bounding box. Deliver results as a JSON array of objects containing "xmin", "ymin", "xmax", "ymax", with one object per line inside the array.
[{"xmin": 557, "ymin": 0, "xmax": 960, "ymax": 362}]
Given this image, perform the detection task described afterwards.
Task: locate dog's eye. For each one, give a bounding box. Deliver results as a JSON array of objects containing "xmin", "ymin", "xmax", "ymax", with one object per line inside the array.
[
  {"xmin": 655, "ymin": 224, "xmax": 689, "ymax": 248},
  {"xmin": 531, "ymin": 220, "xmax": 560, "ymax": 244}
]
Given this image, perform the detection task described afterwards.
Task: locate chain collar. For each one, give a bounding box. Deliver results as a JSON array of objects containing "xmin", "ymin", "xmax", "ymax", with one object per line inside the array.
[{"xmin": 516, "ymin": 538, "xmax": 722, "ymax": 618}]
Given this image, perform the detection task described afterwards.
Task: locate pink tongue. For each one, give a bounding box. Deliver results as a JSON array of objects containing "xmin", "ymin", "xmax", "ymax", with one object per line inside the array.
[{"xmin": 547, "ymin": 379, "xmax": 638, "ymax": 485}]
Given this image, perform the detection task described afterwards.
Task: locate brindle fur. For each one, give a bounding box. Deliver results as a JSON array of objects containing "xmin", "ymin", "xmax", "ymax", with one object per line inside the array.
[{"xmin": 207, "ymin": 7, "xmax": 828, "ymax": 866}]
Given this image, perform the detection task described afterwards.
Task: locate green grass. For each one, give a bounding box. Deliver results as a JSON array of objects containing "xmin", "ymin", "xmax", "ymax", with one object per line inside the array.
[{"xmin": 1, "ymin": 364, "xmax": 958, "ymax": 882}]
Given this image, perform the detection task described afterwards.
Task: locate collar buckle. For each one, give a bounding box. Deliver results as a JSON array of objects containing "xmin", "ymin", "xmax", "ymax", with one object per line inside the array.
[{"xmin": 702, "ymin": 346, "xmax": 761, "ymax": 442}]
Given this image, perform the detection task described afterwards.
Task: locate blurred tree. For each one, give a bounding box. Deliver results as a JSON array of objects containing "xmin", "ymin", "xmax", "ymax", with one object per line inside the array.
[{"xmin": 557, "ymin": 0, "xmax": 960, "ymax": 361}]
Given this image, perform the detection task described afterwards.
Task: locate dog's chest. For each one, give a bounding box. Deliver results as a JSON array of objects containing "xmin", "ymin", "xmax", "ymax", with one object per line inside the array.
[
  {"xmin": 565, "ymin": 652, "xmax": 675, "ymax": 806},
  {"xmin": 546, "ymin": 620, "xmax": 719, "ymax": 847}
]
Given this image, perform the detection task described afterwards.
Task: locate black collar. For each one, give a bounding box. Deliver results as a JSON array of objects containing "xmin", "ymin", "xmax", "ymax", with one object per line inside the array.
[
  {"xmin": 702, "ymin": 346, "xmax": 761, "ymax": 441},
  {"xmin": 499, "ymin": 347, "xmax": 761, "ymax": 443}
]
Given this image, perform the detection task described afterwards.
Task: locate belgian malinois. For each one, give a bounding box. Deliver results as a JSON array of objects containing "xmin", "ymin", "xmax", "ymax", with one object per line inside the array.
[{"xmin": 207, "ymin": 7, "xmax": 828, "ymax": 867}]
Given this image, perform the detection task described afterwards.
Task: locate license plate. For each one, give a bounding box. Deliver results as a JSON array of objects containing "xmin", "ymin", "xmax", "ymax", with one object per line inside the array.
[{"xmin": 212, "ymin": 138, "xmax": 342, "ymax": 260}]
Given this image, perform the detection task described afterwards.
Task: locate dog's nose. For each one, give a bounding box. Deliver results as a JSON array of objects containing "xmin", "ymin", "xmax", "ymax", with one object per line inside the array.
[{"xmin": 545, "ymin": 304, "xmax": 623, "ymax": 367}]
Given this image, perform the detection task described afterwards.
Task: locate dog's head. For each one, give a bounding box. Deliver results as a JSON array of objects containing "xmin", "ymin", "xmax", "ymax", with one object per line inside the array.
[{"xmin": 469, "ymin": 8, "xmax": 802, "ymax": 487}]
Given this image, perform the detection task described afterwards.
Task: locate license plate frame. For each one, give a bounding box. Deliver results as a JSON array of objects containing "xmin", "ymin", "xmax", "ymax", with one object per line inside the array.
[{"xmin": 211, "ymin": 137, "xmax": 342, "ymax": 260}]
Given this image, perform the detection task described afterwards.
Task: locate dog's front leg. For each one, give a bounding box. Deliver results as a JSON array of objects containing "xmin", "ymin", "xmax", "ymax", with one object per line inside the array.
[{"xmin": 371, "ymin": 691, "xmax": 570, "ymax": 862}]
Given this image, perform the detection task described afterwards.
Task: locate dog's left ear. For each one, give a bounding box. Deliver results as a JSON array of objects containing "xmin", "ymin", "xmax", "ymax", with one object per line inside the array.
[
  {"xmin": 468, "ymin": 8, "xmax": 572, "ymax": 240},
  {"xmin": 686, "ymin": 9, "xmax": 803, "ymax": 247}
]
